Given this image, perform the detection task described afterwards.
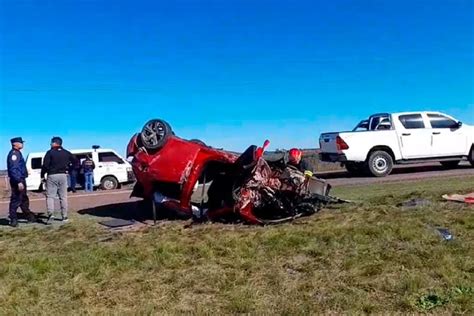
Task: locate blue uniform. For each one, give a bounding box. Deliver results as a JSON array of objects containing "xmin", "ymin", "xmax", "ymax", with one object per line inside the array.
[{"xmin": 7, "ymin": 149, "xmax": 32, "ymax": 220}]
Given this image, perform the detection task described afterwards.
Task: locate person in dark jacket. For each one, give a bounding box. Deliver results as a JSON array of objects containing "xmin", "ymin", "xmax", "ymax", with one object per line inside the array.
[
  {"xmin": 82, "ymin": 156, "xmax": 95, "ymax": 192},
  {"xmin": 6, "ymin": 137, "xmax": 36, "ymax": 227},
  {"xmin": 67, "ymin": 159, "xmax": 81, "ymax": 193},
  {"xmin": 41, "ymin": 137, "xmax": 77, "ymax": 223}
]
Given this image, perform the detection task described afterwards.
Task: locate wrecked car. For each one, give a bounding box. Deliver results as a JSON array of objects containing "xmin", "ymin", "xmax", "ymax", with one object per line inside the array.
[{"xmin": 126, "ymin": 119, "xmax": 337, "ymax": 225}]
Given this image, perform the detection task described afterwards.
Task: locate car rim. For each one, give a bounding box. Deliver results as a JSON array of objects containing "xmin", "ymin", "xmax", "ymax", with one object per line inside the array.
[
  {"xmin": 373, "ymin": 156, "xmax": 388, "ymax": 173},
  {"xmin": 142, "ymin": 120, "xmax": 166, "ymax": 147},
  {"xmin": 104, "ymin": 180, "xmax": 115, "ymax": 190}
]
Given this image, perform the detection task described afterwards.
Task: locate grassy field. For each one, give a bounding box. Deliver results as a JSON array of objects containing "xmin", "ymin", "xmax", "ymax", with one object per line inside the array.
[{"xmin": 0, "ymin": 176, "xmax": 473, "ymax": 314}]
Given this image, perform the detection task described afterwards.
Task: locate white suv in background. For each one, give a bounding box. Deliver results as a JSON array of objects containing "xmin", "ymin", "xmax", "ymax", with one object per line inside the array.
[
  {"xmin": 25, "ymin": 148, "xmax": 135, "ymax": 191},
  {"xmin": 319, "ymin": 111, "xmax": 474, "ymax": 177}
]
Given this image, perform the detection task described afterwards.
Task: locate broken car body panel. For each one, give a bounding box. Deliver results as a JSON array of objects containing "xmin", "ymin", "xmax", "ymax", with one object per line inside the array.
[
  {"xmin": 127, "ymin": 119, "xmax": 335, "ymax": 224},
  {"xmin": 128, "ymin": 132, "xmax": 237, "ymax": 211}
]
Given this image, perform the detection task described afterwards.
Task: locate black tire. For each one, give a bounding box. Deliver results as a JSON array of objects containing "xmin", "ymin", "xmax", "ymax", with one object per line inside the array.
[
  {"xmin": 101, "ymin": 176, "xmax": 118, "ymax": 190},
  {"xmin": 345, "ymin": 162, "xmax": 366, "ymax": 176},
  {"xmin": 366, "ymin": 151, "xmax": 393, "ymax": 177},
  {"xmin": 140, "ymin": 119, "xmax": 172, "ymax": 150},
  {"xmin": 440, "ymin": 161, "xmax": 460, "ymax": 169},
  {"xmin": 469, "ymin": 146, "xmax": 474, "ymax": 167}
]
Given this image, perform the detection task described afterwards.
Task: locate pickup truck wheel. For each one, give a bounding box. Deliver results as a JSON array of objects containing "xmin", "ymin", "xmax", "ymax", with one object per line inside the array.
[
  {"xmin": 440, "ymin": 161, "xmax": 460, "ymax": 169},
  {"xmin": 469, "ymin": 146, "xmax": 474, "ymax": 167},
  {"xmin": 366, "ymin": 151, "xmax": 393, "ymax": 177},
  {"xmin": 140, "ymin": 119, "xmax": 172, "ymax": 150}
]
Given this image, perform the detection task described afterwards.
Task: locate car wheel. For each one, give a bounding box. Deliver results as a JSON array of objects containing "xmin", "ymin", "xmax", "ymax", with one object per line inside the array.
[
  {"xmin": 440, "ymin": 161, "xmax": 460, "ymax": 169},
  {"xmin": 366, "ymin": 151, "xmax": 393, "ymax": 177},
  {"xmin": 101, "ymin": 176, "xmax": 118, "ymax": 190},
  {"xmin": 140, "ymin": 119, "xmax": 172, "ymax": 150},
  {"xmin": 345, "ymin": 162, "xmax": 366, "ymax": 176}
]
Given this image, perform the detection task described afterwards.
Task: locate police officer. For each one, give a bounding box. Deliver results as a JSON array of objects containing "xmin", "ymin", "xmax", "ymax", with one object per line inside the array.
[{"xmin": 7, "ymin": 137, "xmax": 36, "ymax": 227}]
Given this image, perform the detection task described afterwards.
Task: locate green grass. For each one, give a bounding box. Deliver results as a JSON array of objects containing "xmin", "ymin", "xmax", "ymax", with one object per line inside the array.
[{"xmin": 1, "ymin": 176, "xmax": 473, "ymax": 314}]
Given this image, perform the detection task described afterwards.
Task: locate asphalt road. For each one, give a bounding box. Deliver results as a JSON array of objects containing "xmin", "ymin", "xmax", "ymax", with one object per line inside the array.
[
  {"xmin": 317, "ymin": 162, "xmax": 474, "ymax": 186},
  {"xmin": 0, "ymin": 163, "xmax": 472, "ymax": 219}
]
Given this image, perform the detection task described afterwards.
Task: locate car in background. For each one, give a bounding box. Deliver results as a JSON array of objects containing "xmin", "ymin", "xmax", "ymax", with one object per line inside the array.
[
  {"xmin": 319, "ymin": 111, "xmax": 474, "ymax": 177},
  {"xmin": 25, "ymin": 147, "xmax": 135, "ymax": 191}
]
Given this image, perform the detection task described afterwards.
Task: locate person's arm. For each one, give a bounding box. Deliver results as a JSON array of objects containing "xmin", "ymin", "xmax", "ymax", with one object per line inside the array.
[
  {"xmin": 300, "ymin": 159, "xmax": 315, "ymax": 177},
  {"xmin": 41, "ymin": 151, "xmax": 51, "ymax": 179},
  {"xmin": 8, "ymin": 154, "xmax": 22, "ymax": 183},
  {"xmin": 69, "ymin": 152, "xmax": 78, "ymax": 168},
  {"xmin": 91, "ymin": 161, "xmax": 96, "ymax": 170}
]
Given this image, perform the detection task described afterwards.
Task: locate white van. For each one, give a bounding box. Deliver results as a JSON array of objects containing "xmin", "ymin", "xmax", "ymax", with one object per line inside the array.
[{"xmin": 25, "ymin": 148, "xmax": 135, "ymax": 191}]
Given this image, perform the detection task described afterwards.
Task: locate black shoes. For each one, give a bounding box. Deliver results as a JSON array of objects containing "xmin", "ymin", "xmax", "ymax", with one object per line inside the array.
[
  {"xmin": 26, "ymin": 213, "xmax": 37, "ymax": 223},
  {"xmin": 8, "ymin": 213, "xmax": 36, "ymax": 227}
]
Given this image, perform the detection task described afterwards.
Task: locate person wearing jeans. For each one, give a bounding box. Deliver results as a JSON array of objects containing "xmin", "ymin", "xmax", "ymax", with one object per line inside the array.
[
  {"xmin": 67, "ymin": 159, "xmax": 80, "ymax": 193},
  {"xmin": 41, "ymin": 137, "xmax": 77, "ymax": 223},
  {"xmin": 82, "ymin": 156, "xmax": 95, "ymax": 192}
]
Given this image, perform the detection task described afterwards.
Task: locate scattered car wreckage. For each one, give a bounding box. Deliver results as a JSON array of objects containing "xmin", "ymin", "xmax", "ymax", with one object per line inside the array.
[
  {"xmin": 442, "ymin": 192, "xmax": 474, "ymax": 204},
  {"xmin": 126, "ymin": 119, "xmax": 343, "ymax": 225}
]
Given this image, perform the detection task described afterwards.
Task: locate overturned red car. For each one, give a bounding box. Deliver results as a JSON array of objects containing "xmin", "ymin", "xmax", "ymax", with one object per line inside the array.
[{"xmin": 126, "ymin": 119, "xmax": 337, "ymax": 225}]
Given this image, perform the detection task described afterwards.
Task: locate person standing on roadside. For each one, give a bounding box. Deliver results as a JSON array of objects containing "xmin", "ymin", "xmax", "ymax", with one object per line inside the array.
[
  {"xmin": 41, "ymin": 137, "xmax": 77, "ymax": 223},
  {"xmin": 67, "ymin": 158, "xmax": 80, "ymax": 193},
  {"xmin": 6, "ymin": 137, "xmax": 37, "ymax": 227},
  {"xmin": 82, "ymin": 156, "xmax": 95, "ymax": 192}
]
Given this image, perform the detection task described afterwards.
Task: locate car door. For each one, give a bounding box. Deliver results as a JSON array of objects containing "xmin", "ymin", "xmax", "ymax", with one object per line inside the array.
[
  {"xmin": 427, "ymin": 113, "xmax": 466, "ymax": 156},
  {"xmin": 397, "ymin": 114, "xmax": 433, "ymax": 159}
]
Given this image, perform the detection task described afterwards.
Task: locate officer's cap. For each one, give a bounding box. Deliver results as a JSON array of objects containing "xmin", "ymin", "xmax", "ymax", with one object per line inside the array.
[
  {"xmin": 10, "ymin": 137, "xmax": 25, "ymax": 144},
  {"xmin": 51, "ymin": 136, "xmax": 63, "ymax": 145}
]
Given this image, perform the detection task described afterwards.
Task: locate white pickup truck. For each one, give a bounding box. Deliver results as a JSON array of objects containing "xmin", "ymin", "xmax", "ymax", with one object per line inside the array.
[{"xmin": 319, "ymin": 111, "xmax": 474, "ymax": 177}]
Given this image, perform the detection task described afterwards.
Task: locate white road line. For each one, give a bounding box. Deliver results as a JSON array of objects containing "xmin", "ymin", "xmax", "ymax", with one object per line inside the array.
[{"xmin": 0, "ymin": 190, "xmax": 133, "ymax": 204}]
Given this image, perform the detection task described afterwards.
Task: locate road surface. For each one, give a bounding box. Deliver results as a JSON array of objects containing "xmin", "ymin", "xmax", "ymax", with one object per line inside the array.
[
  {"xmin": 317, "ymin": 162, "xmax": 474, "ymax": 186},
  {"xmin": 0, "ymin": 163, "xmax": 472, "ymax": 219}
]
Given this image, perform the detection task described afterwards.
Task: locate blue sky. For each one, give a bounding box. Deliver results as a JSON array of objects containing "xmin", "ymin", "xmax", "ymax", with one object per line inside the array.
[{"xmin": 0, "ymin": 0, "xmax": 473, "ymax": 167}]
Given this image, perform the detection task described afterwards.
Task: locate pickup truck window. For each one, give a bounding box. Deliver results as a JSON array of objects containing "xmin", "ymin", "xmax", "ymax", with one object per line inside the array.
[
  {"xmin": 428, "ymin": 114, "xmax": 458, "ymax": 129},
  {"xmin": 399, "ymin": 114, "xmax": 425, "ymax": 129}
]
